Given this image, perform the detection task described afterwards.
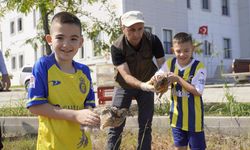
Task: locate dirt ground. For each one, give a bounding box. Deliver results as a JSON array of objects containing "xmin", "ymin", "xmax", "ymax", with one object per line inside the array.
[{"xmin": 91, "ymin": 128, "xmax": 250, "ymax": 150}]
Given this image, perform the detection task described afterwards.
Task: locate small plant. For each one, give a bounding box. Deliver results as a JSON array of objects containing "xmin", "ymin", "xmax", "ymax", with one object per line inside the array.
[
  {"xmin": 223, "ymin": 83, "xmax": 250, "ymax": 116},
  {"xmin": 2, "ymin": 134, "xmax": 36, "ymax": 150},
  {"xmin": 154, "ymin": 94, "xmax": 170, "ymax": 116},
  {"xmin": 0, "ymin": 100, "xmax": 34, "ymax": 116}
]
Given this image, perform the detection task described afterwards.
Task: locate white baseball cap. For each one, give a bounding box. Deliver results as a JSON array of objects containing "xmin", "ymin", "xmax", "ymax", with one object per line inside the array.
[{"xmin": 121, "ymin": 11, "xmax": 144, "ymax": 27}]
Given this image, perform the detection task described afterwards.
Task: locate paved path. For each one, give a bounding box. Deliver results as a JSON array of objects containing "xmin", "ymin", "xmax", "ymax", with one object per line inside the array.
[
  {"xmin": 0, "ymin": 88, "xmax": 27, "ymax": 107},
  {"xmin": 203, "ymin": 83, "xmax": 250, "ymax": 103},
  {"xmin": 0, "ymin": 83, "xmax": 250, "ymax": 107},
  {"xmin": 159, "ymin": 83, "xmax": 250, "ymax": 103}
]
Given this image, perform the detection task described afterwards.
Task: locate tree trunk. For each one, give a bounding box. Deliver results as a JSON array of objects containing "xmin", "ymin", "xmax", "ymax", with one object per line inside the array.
[
  {"xmin": 42, "ymin": 12, "xmax": 52, "ymax": 55},
  {"xmin": 39, "ymin": 2, "xmax": 52, "ymax": 55}
]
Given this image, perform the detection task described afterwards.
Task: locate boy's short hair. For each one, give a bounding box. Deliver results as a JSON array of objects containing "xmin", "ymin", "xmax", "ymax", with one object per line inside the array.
[
  {"xmin": 173, "ymin": 32, "xmax": 192, "ymax": 44},
  {"xmin": 51, "ymin": 11, "xmax": 82, "ymax": 34}
]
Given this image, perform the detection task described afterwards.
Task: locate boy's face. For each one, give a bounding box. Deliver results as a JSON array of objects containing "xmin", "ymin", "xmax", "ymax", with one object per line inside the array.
[
  {"xmin": 122, "ymin": 23, "xmax": 144, "ymax": 47},
  {"xmin": 172, "ymin": 41, "xmax": 194, "ymax": 67},
  {"xmin": 46, "ymin": 22, "xmax": 83, "ymax": 63}
]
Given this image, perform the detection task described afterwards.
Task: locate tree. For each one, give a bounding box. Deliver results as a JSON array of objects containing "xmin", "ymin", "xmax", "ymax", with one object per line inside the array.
[{"xmin": 0, "ymin": 0, "xmax": 121, "ymax": 55}]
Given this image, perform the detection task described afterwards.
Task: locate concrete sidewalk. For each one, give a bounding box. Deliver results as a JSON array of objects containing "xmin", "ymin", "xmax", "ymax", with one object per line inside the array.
[
  {"xmin": 1, "ymin": 83, "xmax": 250, "ymax": 107},
  {"xmin": 1, "ymin": 116, "xmax": 249, "ymax": 137},
  {"xmin": 160, "ymin": 83, "xmax": 250, "ymax": 103}
]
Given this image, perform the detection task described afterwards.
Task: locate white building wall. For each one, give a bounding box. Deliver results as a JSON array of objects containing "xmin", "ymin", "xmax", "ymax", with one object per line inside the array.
[
  {"xmin": 1, "ymin": 10, "xmax": 42, "ymax": 85},
  {"xmin": 238, "ymin": 0, "xmax": 250, "ymax": 58},
  {"xmin": 123, "ymin": 0, "xmax": 188, "ymax": 42},
  {"xmin": 0, "ymin": 0, "xmax": 249, "ymax": 85},
  {"xmin": 188, "ymin": 0, "xmax": 241, "ymax": 78}
]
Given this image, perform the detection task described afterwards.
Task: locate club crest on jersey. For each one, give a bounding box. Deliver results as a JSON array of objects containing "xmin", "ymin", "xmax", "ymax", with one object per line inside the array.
[
  {"xmin": 79, "ymin": 77, "xmax": 86, "ymax": 94},
  {"xmin": 29, "ymin": 75, "xmax": 35, "ymax": 88},
  {"xmin": 187, "ymin": 75, "xmax": 194, "ymax": 83}
]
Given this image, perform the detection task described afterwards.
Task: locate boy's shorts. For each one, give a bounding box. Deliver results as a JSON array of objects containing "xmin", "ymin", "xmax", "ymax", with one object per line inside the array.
[{"xmin": 172, "ymin": 127, "xmax": 206, "ymax": 150}]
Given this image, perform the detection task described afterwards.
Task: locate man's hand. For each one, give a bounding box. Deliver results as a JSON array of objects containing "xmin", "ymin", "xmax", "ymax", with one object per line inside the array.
[
  {"xmin": 1, "ymin": 74, "xmax": 11, "ymax": 91},
  {"xmin": 140, "ymin": 82, "xmax": 155, "ymax": 92}
]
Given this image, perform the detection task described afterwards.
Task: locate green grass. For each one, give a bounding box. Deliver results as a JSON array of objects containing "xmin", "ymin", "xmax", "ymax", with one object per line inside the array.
[
  {"xmin": 0, "ymin": 101, "xmax": 34, "ymax": 116},
  {"xmin": 2, "ymin": 134, "xmax": 36, "ymax": 150},
  {"xmin": 1, "ymin": 101, "xmax": 250, "ymax": 117},
  {"xmin": 153, "ymin": 102, "xmax": 250, "ymax": 116},
  {"xmin": 204, "ymin": 102, "xmax": 250, "ymax": 116}
]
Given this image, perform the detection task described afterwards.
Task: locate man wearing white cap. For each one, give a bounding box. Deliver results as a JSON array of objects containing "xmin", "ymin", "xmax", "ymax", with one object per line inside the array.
[{"xmin": 107, "ymin": 11, "xmax": 165, "ymax": 150}]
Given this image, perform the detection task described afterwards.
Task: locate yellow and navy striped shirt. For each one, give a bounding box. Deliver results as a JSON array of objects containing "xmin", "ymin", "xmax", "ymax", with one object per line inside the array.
[
  {"xmin": 27, "ymin": 53, "xmax": 95, "ymax": 150},
  {"xmin": 165, "ymin": 57, "xmax": 206, "ymax": 132}
]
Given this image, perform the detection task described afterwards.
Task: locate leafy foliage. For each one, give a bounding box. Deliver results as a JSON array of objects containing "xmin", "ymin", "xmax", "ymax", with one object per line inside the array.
[{"xmin": 0, "ymin": 0, "xmax": 121, "ymax": 55}]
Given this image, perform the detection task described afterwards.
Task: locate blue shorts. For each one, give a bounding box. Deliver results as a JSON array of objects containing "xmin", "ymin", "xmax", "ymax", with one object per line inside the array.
[{"xmin": 172, "ymin": 127, "xmax": 206, "ymax": 150}]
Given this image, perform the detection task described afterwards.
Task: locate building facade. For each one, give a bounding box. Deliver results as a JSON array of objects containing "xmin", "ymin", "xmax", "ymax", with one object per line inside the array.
[{"xmin": 0, "ymin": 0, "xmax": 249, "ymax": 85}]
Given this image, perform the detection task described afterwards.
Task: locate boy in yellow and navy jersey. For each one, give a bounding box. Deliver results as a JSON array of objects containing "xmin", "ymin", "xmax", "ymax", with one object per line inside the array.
[
  {"xmin": 27, "ymin": 12, "xmax": 100, "ymax": 150},
  {"xmin": 153, "ymin": 32, "xmax": 207, "ymax": 150}
]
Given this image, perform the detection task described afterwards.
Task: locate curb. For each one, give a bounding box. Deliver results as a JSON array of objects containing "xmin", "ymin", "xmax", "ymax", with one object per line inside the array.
[{"xmin": 0, "ymin": 116, "xmax": 250, "ymax": 137}]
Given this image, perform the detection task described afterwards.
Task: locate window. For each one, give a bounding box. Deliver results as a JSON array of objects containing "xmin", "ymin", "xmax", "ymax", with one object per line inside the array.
[
  {"xmin": 19, "ymin": 54, "xmax": 24, "ymax": 68},
  {"xmin": 187, "ymin": 0, "xmax": 191, "ymax": 8},
  {"xmin": 80, "ymin": 47, "xmax": 84, "ymax": 58},
  {"xmin": 18, "ymin": 18, "xmax": 23, "ymax": 32},
  {"xmin": 41, "ymin": 44, "xmax": 45, "ymax": 56},
  {"xmin": 222, "ymin": 0, "xmax": 229, "ymax": 16},
  {"xmin": 10, "ymin": 21, "xmax": 15, "ymax": 34},
  {"xmin": 33, "ymin": 9, "xmax": 36, "ymax": 28},
  {"xmin": 11, "ymin": 56, "xmax": 16, "ymax": 69},
  {"xmin": 223, "ymin": 38, "xmax": 231, "ymax": 59},
  {"xmin": 202, "ymin": 0, "xmax": 210, "ymax": 10},
  {"xmin": 163, "ymin": 29, "xmax": 173, "ymax": 54},
  {"xmin": 34, "ymin": 49, "xmax": 38, "ymax": 61},
  {"xmin": 144, "ymin": 26, "xmax": 152, "ymax": 33},
  {"xmin": 203, "ymin": 40, "xmax": 212, "ymax": 56}
]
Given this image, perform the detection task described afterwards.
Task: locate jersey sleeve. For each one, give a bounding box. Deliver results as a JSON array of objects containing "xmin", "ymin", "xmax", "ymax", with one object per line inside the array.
[
  {"xmin": 26, "ymin": 58, "xmax": 48, "ymax": 108},
  {"xmin": 83, "ymin": 66, "xmax": 96, "ymax": 108},
  {"xmin": 111, "ymin": 45, "xmax": 125, "ymax": 66},
  {"xmin": 191, "ymin": 66, "xmax": 207, "ymax": 95},
  {"xmin": 152, "ymin": 35, "xmax": 165, "ymax": 58}
]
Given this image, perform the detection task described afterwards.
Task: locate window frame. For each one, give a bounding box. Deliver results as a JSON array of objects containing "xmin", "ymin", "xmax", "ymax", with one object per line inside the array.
[
  {"xmin": 17, "ymin": 17, "xmax": 23, "ymax": 32},
  {"xmin": 162, "ymin": 29, "xmax": 173, "ymax": 55},
  {"xmin": 33, "ymin": 9, "xmax": 37, "ymax": 28},
  {"xmin": 19, "ymin": 54, "xmax": 24, "ymax": 68},
  {"xmin": 144, "ymin": 26, "xmax": 153, "ymax": 33},
  {"xmin": 80, "ymin": 46, "xmax": 84, "ymax": 59},
  {"xmin": 222, "ymin": 0, "xmax": 230, "ymax": 16},
  {"xmin": 223, "ymin": 38, "xmax": 232, "ymax": 59},
  {"xmin": 10, "ymin": 20, "xmax": 15, "ymax": 35},
  {"xmin": 11, "ymin": 56, "xmax": 16, "ymax": 70},
  {"xmin": 202, "ymin": 0, "xmax": 210, "ymax": 11},
  {"xmin": 203, "ymin": 40, "xmax": 212, "ymax": 57},
  {"xmin": 187, "ymin": 0, "xmax": 191, "ymax": 9}
]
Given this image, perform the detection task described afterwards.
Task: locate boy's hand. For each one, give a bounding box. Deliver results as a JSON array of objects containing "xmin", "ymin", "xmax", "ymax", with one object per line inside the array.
[
  {"xmin": 76, "ymin": 109, "xmax": 100, "ymax": 126},
  {"xmin": 167, "ymin": 72, "xmax": 179, "ymax": 83},
  {"xmin": 140, "ymin": 82, "xmax": 155, "ymax": 92},
  {"xmin": 153, "ymin": 73, "xmax": 170, "ymax": 96}
]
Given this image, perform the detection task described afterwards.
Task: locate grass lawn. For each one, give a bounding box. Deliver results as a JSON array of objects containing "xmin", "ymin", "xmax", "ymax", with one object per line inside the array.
[
  {"xmin": 2, "ymin": 129, "xmax": 249, "ymax": 150},
  {"xmin": 1, "ymin": 95, "xmax": 249, "ymax": 149}
]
